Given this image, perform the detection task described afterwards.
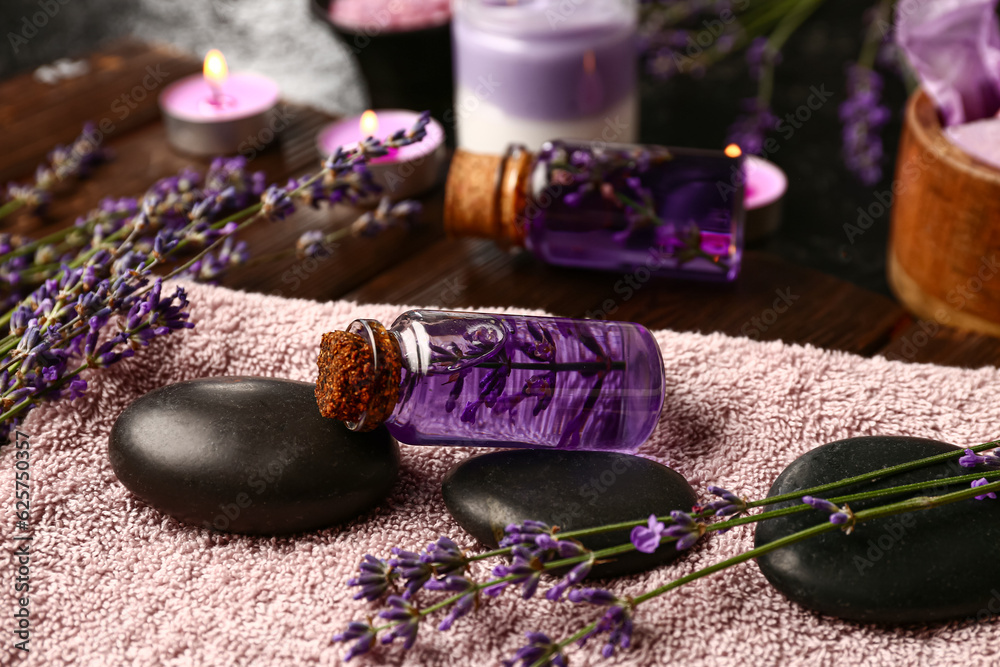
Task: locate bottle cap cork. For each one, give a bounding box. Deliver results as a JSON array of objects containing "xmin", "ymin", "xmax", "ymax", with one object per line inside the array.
[
  {"xmin": 315, "ymin": 319, "xmax": 402, "ymax": 432},
  {"xmin": 444, "ymin": 147, "xmax": 531, "ymax": 247}
]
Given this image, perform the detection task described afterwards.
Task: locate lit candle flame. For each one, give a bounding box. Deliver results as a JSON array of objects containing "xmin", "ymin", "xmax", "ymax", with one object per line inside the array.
[
  {"xmin": 583, "ymin": 50, "xmax": 596, "ymax": 75},
  {"xmin": 724, "ymin": 143, "xmax": 742, "ymax": 158},
  {"xmin": 360, "ymin": 110, "xmax": 379, "ymax": 138},
  {"xmin": 203, "ymin": 49, "xmax": 228, "ymax": 102}
]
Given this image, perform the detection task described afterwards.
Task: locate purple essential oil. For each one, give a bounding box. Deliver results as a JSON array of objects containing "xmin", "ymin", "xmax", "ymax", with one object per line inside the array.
[
  {"xmin": 316, "ymin": 310, "xmax": 665, "ymax": 452},
  {"xmin": 444, "ymin": 141, "xmax": 745, "ymax": 281}
]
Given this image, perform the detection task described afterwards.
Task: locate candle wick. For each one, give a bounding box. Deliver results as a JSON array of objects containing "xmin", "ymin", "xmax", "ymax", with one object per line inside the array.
[{"xmin": 208, "ymin": 82, "xmax": 223, "ymax": 107}]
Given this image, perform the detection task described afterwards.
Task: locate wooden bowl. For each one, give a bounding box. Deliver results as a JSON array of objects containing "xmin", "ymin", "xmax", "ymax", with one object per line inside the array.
[{"xmin": 888, "ymin": 89, "xmax": 1000, "ymax": 336}]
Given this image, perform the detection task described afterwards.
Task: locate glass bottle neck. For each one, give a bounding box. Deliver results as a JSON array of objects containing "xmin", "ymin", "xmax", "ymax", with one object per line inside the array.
[{"xmin": 391, "ymin": 322, "xmax": 429, "ymax": 375}]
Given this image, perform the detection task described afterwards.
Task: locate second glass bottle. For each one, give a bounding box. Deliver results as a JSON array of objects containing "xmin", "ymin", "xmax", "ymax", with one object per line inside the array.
[{"xmin": 445, "ymin": 140, "xmax": 745, "ymax": 281}]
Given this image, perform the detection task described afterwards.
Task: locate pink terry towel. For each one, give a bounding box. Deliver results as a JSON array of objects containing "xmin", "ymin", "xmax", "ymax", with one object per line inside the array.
[{"xmin": 2, "ymin": 281, "xmax": 1000, "ymax": 667}]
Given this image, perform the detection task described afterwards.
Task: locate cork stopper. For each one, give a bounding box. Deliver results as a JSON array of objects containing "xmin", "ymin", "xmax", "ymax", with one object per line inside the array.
[
  {"xmin": 315, "ymin": 320, "xmax": 402, "ymax": 432},
  {"xmin": 444, "ymin": 147, "xmax": 531, "ymax": 247}
]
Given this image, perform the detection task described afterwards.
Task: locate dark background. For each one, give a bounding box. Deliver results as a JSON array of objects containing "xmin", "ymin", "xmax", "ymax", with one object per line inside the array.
[{"xmin": 0, "ymin": 0, "xmax": 906, "ymax": 297}]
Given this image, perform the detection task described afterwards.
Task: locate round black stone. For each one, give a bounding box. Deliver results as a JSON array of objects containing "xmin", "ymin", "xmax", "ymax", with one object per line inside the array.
[
  {"xmin": 110, "ymin": 376, "xmax": 400, "ymax": 535},
  {"xmin": 756, "ymin": 435, "xmax": 1000, "ymax": 623},
  {"xmin": 442, "ymin": 449, "xmax": 698, "ymax": 577}
]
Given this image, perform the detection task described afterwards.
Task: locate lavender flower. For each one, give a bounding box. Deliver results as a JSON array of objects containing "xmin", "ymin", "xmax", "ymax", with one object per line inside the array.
[
  {"xmin": 959, "ymin": 448, "xmax": 1000, "ymax": 469},
  {"xmin": 802, "ymin": 496, "xmax": 854, "ymax": 527},
  {"xmin": 576, "ymin": 602, "xmax": 635, "ymax": 659},
  {"xmin": 503, "ymin": 632, "xmax": 568, "ymax": 667},
  {"xmin": 840, "ymin": 64, "xmax": 891, "ymax": 185},
  {"xmin": 182, "ymin": 237, "xmax": 249, "ymax": 283},
  {"xmin": 500, "ymin": 520, "xmax": 553, "ymax": 549},
  {"xmin": 972, "ymin": 478, "xmax": 997, "ymax": 501},
  {"xmin": 389, "ymin": 547, "xmax": 434, "ymax": 598},
  {"xmin": 424, "ymin": 575, "xmax": 476, "ymax": 630},
  {"xmin": 332, "ymin": 621, "xmax": 377, "ymax": 662},
  {"xmin": 705, "ymin": 485, "xmax": 746, "ymax": 517},
  {"xmin": 378, "ymin": 595, "xmax": 421, "ymax": 649},
  {"xmin": 261, "ymin": 185, "xmax": 295, "ymax": 221},
  {"xmin": 488, "ymin": 529, "xmax": 588, "ymax": 599},
  {"xmin": 534, "ymin": 533, "xmax": 587, "ymax": 559},
  {"xmin": 424, "ymin": 536, "xmax": 468, "ymax": 575},
  {"xmin": 350, "ymin": 197, "xmax": 422, "ymax": 238},
  {"xmin": 296, "ymin": 230, "xmax": 327, "ymax": 259},
  {"xmin": 727, "ymin": 97, "xmax": 778, "ymax": 155},
  {"xmin": 346, "ymin": 554, "xmax": 397, "ymax": 601},
  {"xmin": 545, "ymin": 555, "xmax": 595, "ymax": 601},
  {"xmin": 746, "ymin": 36, "xmax": 781, "ymax": 81},
  {"xmin": 567, "ymin": 587, "xmax": 618, "ymax": 606},
  {"xmin": 489, "ymin": 546, "xmax": 544, "ymax": 599},
  {"xmin": 630, "ymin": 514, "xmax": 666, "ymax": 553},
  {"xmin": 663, "ymin": 510, "xmax": 705, "ymax": 551},
  {"xmin": 3, "ymin": 123, "xmax": 110, "ymax": 213}
]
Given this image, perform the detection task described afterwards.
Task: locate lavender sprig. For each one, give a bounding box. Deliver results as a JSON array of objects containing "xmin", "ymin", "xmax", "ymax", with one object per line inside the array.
[
  {"xmin": 840, "ymin": 64, "xmax": 891, "ymax": 185},
  {"xmin": 1, "ymin": 123, "xmax": 111, "ymax": 218},
  {"xmin": 334, "ymin": 441, "xmax": 1000, "ymax": 664},
  {"xmin": 0, "ymin": 113, "xmax": 432, "ymax": 443},
  {"xmin": 840, "ymin": 0, "xmax": 894, "ymax": 185}
]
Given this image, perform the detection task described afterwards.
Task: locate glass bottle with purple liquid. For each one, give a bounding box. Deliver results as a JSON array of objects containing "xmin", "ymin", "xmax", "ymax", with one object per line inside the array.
[
  {"xmin": 445, "ymin": 140, "xmax": 745, "ymax": 281},
  {"xmin": 315, "ymin": 310, "xmax": 665, "ymax": 451}
]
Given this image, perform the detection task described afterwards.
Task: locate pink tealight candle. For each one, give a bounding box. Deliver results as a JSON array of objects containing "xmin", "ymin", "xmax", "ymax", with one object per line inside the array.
[
  {"xmin": 743, "ymin": 154, "xmax": 788, "ymax": 241},
  {"xmin": 159, "ymin": 50, "xmax": 281, "ymax": 157},
  {"xmin": 317, "ymin": 109, "xmax": 446, "ymax": 200}
]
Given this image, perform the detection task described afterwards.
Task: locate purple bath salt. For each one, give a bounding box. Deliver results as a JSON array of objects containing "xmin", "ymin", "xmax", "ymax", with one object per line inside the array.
[
  {"xmin": 316, "ymin": 310, "xmax": 666, "ymax": 452},
  {"xmin": 328, "ymin": 0, "xmax": 450, "ymax": 32}
]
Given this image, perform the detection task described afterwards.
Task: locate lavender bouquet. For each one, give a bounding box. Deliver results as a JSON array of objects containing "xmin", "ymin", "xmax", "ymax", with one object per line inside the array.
[
  {"xmin": 0, "ymin": 115, "xmax": 430, "ymax": 443},
  {"xmin": 639, "ymin": 0, "xmax": 897, "ymax": 185},
  {"xmin": 333, "ymin": 440, "xmax": 1000, "ymax": 665}
]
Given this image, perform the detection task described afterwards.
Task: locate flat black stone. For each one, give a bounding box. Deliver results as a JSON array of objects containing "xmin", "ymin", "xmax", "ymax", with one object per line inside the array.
[
  {"xmin": 442, "ymin": 450, "xmax": 698, "ymax": 577},
  {"xmin": 110, "ymin": 376, "xmax": 399, "ymax": 535},
  {"xmin": 756, "ymin": 435, "xmax": 1000, "ymax": 623}
]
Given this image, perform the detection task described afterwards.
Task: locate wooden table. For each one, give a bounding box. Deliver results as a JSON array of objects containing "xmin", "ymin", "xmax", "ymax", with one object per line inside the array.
[{"xmin": 3, "ymin": 41, "xmax": 1000, "ymax": 370}]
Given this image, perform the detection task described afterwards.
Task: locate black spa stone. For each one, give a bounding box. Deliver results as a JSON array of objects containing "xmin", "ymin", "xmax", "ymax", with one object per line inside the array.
[
  {"xmin": 109, "ymin": 376, "xmax": 399, "ymax": 535},
  {"xmin": 442, "ymin": 449, "xmax": 698, "ymax": 577},
  {"xmin": 755, "ymin": 435, "xmax": 1000, "ymax": 624}
]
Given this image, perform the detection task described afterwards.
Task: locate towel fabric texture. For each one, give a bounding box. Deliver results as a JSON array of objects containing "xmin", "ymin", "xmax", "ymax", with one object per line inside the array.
[{"xmin": 2, "ymin": 281, "xmax": 999, "ymax": 667}]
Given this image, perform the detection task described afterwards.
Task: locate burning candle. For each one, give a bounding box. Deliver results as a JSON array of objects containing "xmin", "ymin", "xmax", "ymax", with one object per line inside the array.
[
  {"xmin": 316, "ymin": 109, "xmax": 446, "ymax": 200},
  {"xmin": 159, "ymin": 50, "xmax": 281, "ymax": 157}
]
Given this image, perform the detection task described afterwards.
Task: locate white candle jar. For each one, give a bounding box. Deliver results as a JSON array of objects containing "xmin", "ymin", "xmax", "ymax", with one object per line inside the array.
[{"xmin": 451, "ymin": 0, "xmax": 638, "ymax": 154}]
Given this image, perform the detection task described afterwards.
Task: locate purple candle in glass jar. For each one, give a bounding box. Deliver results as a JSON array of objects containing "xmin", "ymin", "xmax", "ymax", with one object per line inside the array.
[
  {"xmin": 316, "ymin": 310, "xmax": 665, "ymax": 452},
  {"xmin": 452, "ymin": 0, "xmax": 638, "ymax": 153}
]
